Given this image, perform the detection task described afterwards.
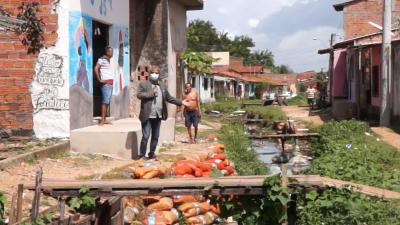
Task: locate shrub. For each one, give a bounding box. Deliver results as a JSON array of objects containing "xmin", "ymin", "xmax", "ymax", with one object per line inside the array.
[
  {"xmin": 308, "ymin": 120, "xmax": 400, "ymax": 191},
  {"xmin": 287, "ymin": 92, "xmax": 307, "ymax": 106},
  {"xmin": 246, "ymin": 106, "xmax": 287, "ymax": 121}
]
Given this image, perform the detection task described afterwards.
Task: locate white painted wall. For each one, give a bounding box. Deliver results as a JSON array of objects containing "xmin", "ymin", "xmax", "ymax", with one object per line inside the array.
[
  {"xmin": 31, "ymin": 1, "xmax": 70, "ymax": 139},
  {"xmin": 31, "ymin": 0, "xmax": 130, "ymax": 139},
  {"xmin": 193, "ymin": 75, "xmax": 215, "ymax": 103}
]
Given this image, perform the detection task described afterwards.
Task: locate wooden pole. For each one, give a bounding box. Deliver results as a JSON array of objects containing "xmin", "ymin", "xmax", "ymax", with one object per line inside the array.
[
  {"xmin": 380, "ymin": 0, "xmax": 392, "ymax": 126},
  {"xmin": 9, "ymin": 193, "xmax": 17, "ymax": 225},
  {"xmin": 16, "ymin": 183, "xmax": 24, "ymax": 223},
  {"xmin": 31, "ymin": 167, "xmax": 43, "ymax": 221},
  {"xmin": 59, "ymin": 197, "xmax": 66, "ymax": 225}
]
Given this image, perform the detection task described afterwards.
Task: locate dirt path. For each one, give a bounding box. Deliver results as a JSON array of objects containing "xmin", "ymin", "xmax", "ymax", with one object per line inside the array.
[
  {"xmin": 371, "ymin": 127, "xmax": 400, "ymax": 150},
  {"xmin": 281, "ymin": 105, "xmax": 329, "ymax": 127}
]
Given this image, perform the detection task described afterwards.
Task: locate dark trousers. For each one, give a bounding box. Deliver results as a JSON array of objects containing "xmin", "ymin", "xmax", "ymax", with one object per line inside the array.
[{"xmin": 140, "ymin": 118, "xmax": 162, "ymax": 156}]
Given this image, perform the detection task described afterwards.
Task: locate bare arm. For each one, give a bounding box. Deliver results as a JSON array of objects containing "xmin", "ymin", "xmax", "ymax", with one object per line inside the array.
[{"xmin": 94, "ymin": 64, "xmax": 103, "ymax": 83}]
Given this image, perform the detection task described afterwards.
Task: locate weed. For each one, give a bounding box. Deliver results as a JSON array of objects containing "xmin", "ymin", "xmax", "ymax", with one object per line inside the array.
[
  {"xmin": 49, "ymin": 151, "xmax": 69, "ymax": 159},
  {"xmin": 0, "ymin": 192, "xmax": 5, "ymax": 225},
  {"xmin": 288, "ymin": 92, "xmax": 307, "ymax": 106},
  {"xmin": 308, "ymin": 120, "xmax": 400, "ymax": 191},
  {"xmin": 68, "ymin": 187, "xmax": 97, "ymax": 214},
  {"xmin": 175, "ymin": 126, "xmax": 187, "ymax": 133},
  {"xmin": 25, "ymin": 157, "xmax": 38, "ymax": 165},
  {"xmin": 219, "ymin": 124, "xmax": 269, "ymax": 175}
]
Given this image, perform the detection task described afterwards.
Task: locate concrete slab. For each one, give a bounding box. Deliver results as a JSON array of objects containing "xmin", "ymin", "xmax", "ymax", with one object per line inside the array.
[{"xmin": 70, "ymin": 118, "xmax": 176, "ymax": 159}]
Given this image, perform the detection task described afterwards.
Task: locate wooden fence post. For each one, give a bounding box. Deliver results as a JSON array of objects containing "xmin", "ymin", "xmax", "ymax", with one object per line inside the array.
[{"xmin": 31, "ymin": 167, "xmax": 43, "ymax": 221}]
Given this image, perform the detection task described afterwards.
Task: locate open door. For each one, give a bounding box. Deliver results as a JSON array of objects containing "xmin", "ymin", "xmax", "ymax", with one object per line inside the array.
[{"xmin": 92, "ymin": 21, "xmax": 110, "ymax": 117}]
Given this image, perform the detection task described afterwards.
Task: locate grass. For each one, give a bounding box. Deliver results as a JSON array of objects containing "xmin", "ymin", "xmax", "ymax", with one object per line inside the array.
[
  {"xmin": 288, "ymin": 92, "xmax": 307, "ymax": 106},
  {"xmin": 308, "ymin": 120, "xmax": 400, "ymax": 192},
  {"xmin": 49, "ymin": 151, "xmax": 69, "ymax": 159},
  {"xmin": 219, "ymin": 123, "xmax": 269, "ymax": 175},
  {"xmin": 25, "ymin": 157, "xmax": 39, "ymax": 165},
  {"xmin": 246, "ymin": 105, "xmax": 287, "ymax": 121},
  {"xmin": 175, "ymin": 126, "xmax": 187, "ymax": 133}
]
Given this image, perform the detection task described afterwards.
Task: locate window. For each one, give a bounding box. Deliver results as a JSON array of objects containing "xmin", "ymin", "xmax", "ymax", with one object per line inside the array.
[
  {"xmin": 203, "ymin": 77, "xmax": 208, "ymax": 90},
  {"xmin": 372, "ymin": 65, "xmax": 380, "ymax": 97},
  {"xmin": 191, "ymin": 76, "xmax": 196, "ymax": 87}
]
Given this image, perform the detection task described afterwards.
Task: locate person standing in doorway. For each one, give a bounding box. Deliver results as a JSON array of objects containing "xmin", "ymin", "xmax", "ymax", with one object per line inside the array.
[
  {"xmin": 137, "ymin": 66, "xmax": 189, "ymax": 159},
  {"xmin": 306, "ymin": 85, "xmax": 317, "ymax": 110},
  {"xmin": 95, "ymin": 46, "xmax": 114, "ymax": 125},
  {"xmin": 183, "ymin": 83, "xmax": 201, "ymax": 143}
]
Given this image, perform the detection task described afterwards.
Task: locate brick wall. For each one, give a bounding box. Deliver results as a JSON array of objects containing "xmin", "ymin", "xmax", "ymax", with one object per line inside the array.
[
  {"xmin": 343, "ymin": 0, "xmax": 400, "ymax": 39},
  {"xmin": 0, "ymin": 0, "xmax": 58, "ymax": 135}
]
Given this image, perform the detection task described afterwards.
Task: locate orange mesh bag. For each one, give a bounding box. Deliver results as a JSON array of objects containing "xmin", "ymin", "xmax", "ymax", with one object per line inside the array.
[
  {"xmin": 173, "ymin": 164, "xmax": 194, "ymax": 176},
  {"xmin": 178, "ymin": 202, "xmax": 210, "ymax": 214},
  {"xmin": 147, "ymin": 197, "xmax": 174, "ymax": 211}
]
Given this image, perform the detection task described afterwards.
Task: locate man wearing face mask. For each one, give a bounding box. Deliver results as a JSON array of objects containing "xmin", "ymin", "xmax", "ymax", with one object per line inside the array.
[{"xmin": 137, "ymin": 66, "xmax": 189, "ymax": 159}]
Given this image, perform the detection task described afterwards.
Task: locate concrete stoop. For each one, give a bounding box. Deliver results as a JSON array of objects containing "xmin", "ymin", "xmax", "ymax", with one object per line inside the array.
[{"xmin": 70, "ymin": 118, "xmax": 176, "ymax": 159}]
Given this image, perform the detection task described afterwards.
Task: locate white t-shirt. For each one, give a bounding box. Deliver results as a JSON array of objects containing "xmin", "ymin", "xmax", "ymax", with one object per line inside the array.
[
  {"xmin": 306, "ymin": 88, "xmax": 316, "ymax": 99},
  {"xmin": 97, "ymin": 56, "xmax": 114, "ymax": 81}
]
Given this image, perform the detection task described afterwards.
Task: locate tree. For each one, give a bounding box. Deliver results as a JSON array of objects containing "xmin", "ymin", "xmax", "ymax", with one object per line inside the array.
[
  {"xmin": 187, "ymin": 20, "xmax": 219, "ymax": 52},
  {"xmin": 273, "ymin": 65, "xmax": 294, "ymax": 74},
  {"xmin": 245, "ymin": 50, "xmax": 275, "ymax": 69},
  {"xmin": 181, "ymin": 51, "xmax": 217, "ymax": 75}
]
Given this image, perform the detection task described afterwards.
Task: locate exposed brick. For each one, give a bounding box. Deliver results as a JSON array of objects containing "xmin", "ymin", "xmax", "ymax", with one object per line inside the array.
[{"xmin": 0, "ymin": 0, "xmax": 58, "ymax": 132}]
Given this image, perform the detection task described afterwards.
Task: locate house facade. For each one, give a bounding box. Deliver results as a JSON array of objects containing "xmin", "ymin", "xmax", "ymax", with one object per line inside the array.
[
  {"xmin": 321, "ymin": 0, "xmax": 400, "ymax": 123},
  {"xmin": 0, "ymin": 0, "xmax": 203, "ymax": 139}
]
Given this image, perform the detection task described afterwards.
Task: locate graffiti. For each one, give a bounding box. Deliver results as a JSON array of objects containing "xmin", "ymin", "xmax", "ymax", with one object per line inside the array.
[
  {"xmin": 69, "ymin": 12, "xmax": 93, "ymax": 93},
  {"xmin": 111, "ymin": 26, "xmax": 130, "ymax": 95},
  {"xmin": 33, "ymin": 87, "xmax": 69, "ymax": 113},
  {"xmin": 90, "ymin": 0, "xmax": 113, "ymax": 16},
  {"xmin": 36, "ymin": 54, "xmax": 64, "ymax": 86},
  {"xmin": 33, "ymin": 53, "xmax": 69, "ymax": 113}
]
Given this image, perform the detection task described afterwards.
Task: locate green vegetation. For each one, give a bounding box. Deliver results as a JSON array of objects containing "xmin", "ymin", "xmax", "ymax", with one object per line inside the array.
[
  {"xmin": 0, "ymin": 192, "xmax": 5, "ymax": 225},
  {"xmin": 296, "ymin": 186, "xmax": 400, "ymax": 225},
  {"xmin": 246, "ymin": 106, "xmax": 287, "ymax": 121},
  {"xmin": 214, "ymin": 175, "xmax": 289, "ymax": 225},
  {"xmin": 187, "ymin": 19, "xmax": 292, "ymax": 72},
  {"xmin": 203, "ymin": 99, "xmax": 241, "ymax": 114},
  {"xmin": 288, "ymin": 92, "xmax": 307, "ymax": 106},
  {"xmin": 308, "ymin": 120, "xmax": 400, "ymax": 191},
  {"xmin": 21, "ymin": 213, "xmax": 53, "ymax": 225},
  {"xmin": 68, "ymin": 187, "xmax": 97, "ymax": 214},
  {"xmin": 219, "ymin": 124, "xmax": 268, "ymax": 175},
  {"xmin": 49, "ymin": 151, "xmax": 69, "ymax": 159},
  {"xmin": 180, "ymin": 51, "xmax": 217, "ymax": 74}
]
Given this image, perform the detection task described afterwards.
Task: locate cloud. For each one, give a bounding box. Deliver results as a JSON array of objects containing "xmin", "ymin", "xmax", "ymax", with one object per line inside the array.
[
  {"xmin": 248, "ymin": 18, "xmax": 260, "ymax": 28},
  {"xmin": 188, "ymin": 0, "xmax": 343, "ymax": 72}
]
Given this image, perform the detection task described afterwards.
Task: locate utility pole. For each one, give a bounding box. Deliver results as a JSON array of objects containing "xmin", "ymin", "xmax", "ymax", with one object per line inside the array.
[{"xmin": 380, "ymin": 0, "xmax": 392, "ymax": 126}]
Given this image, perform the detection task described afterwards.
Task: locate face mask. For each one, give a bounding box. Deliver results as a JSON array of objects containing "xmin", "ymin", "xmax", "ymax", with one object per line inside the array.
[{"xmin": 150, "ymin": 73, "xmax": 160, "ymax": 81}]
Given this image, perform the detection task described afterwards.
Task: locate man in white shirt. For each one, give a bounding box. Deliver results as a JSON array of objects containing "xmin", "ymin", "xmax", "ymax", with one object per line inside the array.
[
  {"xmin": 95, "ymin": 47, "xmax": 114, "ymax": 125},
  {"xmin": 306, "ymin": 85, "xmax": 317, "ymax": 110}
]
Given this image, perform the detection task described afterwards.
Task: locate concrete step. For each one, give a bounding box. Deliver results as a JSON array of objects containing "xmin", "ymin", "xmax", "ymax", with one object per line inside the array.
[
  {"xmin": 92, "ymin": 117, "xmax": 116, "ymax": 125},
  {"xmin": 70, "ymin": 118, "xmax": 176, "ymax": 159}
]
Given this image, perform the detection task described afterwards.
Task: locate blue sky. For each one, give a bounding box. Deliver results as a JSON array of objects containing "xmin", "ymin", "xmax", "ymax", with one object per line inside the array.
[{"xmin": 188, "ymin": 0, "xmax": 344, "ymax": 72}]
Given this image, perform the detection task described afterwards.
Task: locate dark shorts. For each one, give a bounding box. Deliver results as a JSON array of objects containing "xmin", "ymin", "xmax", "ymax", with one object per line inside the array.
[
  {"xmin": 101, "ymin": 84, "xmax": 113, "ymax": 105},
  {"xmin": 307, "ymin": 98, "xmax": 314, "ymax": 105},
  {"xmin": 184, "ymin": 110, "xmax": 200, "ymax": 128}
]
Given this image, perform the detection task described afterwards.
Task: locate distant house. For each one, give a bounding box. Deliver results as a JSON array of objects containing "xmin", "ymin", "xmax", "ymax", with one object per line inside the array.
[{"xmin": 319, "ymin": 0, "xmax": 400, "ymax": 123}]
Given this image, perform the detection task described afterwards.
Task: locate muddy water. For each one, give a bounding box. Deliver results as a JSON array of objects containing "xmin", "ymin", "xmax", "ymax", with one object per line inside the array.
[{"xmin": 252, "ymin": 140, "xmax": 285, "ymax": 175}]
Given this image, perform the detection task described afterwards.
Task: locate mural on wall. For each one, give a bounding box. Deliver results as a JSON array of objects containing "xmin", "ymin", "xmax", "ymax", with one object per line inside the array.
[
  {"xmin": 111, "ymin": 26, "xmax": 130, "ymax": 95},
  {"xmin": 90, "ymin": 0, "xmax": 113, "ymax": 16},
  {"xmin": 69, "ymin": 12, "xmax": 93, "ymax": 94},
  {"xmin": 32, "ymin": 53, "xmax": 69, "ymax": 113}
]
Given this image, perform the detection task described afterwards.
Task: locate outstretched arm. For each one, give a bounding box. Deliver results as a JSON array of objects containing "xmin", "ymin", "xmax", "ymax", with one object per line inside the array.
[{"xmin": 165, "ymin": 89, "xmax": 183, "ymax": 106}]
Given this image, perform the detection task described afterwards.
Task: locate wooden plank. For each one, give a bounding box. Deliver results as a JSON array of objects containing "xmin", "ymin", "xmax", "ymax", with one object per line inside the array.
[
  {"xmin": 16, "ymin": 183, "xmax": 23, "ymax": 223},
  {"xmin": 26, "ymin": 177, "xmax": 268, "ymax": 190},
  {"xmin": 250, "ymin": 133, "xmax": 320, "ymax": 139}
]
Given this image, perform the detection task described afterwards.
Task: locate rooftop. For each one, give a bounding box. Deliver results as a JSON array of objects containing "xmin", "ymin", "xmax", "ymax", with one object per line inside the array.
[
  {"xmin": 178, "ymin": 0, "xmax": 204, "ymax": 10},
  {"xmin": 333, "ymin": 0, "xmax": 359, "ymax": 11}
]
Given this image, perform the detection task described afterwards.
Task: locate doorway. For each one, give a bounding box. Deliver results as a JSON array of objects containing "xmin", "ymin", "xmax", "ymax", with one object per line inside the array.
[{"xmin": 92, "ymin": 21, "xmax": 110, "ymax": 117}]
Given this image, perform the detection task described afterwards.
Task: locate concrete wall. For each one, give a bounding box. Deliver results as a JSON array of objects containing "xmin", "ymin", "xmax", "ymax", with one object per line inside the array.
[{"xmin": 69, "ymin": 0, "xmax": 130, "ymax": 130}]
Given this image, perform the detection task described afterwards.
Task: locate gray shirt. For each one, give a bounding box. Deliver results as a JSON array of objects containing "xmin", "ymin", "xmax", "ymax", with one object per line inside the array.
[{"xmin": 149, "ymin": 85, "xmax": 163, "ymax": 118}]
